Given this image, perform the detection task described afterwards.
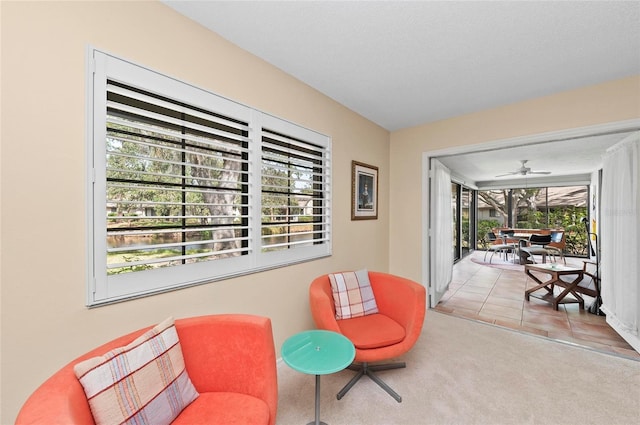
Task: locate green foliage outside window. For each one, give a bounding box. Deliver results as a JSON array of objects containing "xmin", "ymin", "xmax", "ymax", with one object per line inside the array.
[
  {"xmin": 476, "ymin": 187, "xmax": 589, "ymax": 256},
  {"xmin": 477, "ymin": 219, "xmax": 501, "ymax": 249}
]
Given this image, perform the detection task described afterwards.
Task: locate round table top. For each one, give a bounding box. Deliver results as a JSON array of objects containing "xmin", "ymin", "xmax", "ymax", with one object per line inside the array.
[{"xmin": 282, "ymin": 330, "xmax": 355, "ymax": 375}]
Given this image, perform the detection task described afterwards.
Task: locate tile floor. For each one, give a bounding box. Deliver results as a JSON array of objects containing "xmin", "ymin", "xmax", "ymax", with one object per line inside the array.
[{"xmin": 434, "ymin": 251, "xmax": 640, "ymax": 360}]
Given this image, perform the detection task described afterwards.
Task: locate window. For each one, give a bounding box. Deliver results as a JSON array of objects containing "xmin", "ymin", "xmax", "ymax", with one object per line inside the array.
[
  {"xmin": 88, "ymin": 50, "xmax": 331, "ymax": 306},
  {"xmin": 477, "ymin": 185, "xmax": 588, "ymax": 256}
]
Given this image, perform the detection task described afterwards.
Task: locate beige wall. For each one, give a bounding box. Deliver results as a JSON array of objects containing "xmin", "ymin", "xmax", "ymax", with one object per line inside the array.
[
  {"xmin": 3, "ymin": 1, "xmax": 640, "ymax": 422},
  {"xmin": 0, "ymin": 2, "xmax": 390, "ymax": 422},
  {"xmin": 389, "ymin": 75, "xmax": 640, "ymax": 282}
]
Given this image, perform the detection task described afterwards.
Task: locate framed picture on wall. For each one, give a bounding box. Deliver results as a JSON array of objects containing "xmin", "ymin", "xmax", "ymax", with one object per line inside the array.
[{"xmin": 351, "ymin": 161, "xmax": 378, "ymax": 220}]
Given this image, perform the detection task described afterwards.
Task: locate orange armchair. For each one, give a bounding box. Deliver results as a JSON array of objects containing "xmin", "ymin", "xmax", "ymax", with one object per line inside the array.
[
  {"xmin": 16, "ymin": 314, "xmax": 278, "ymax": 425},
  {"xmin": 309, "ymin": 271, "xmax": 426, "ymax": 402}
]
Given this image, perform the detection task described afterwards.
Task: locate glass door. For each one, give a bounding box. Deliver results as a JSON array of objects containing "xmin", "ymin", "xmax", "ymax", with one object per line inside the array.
[
  {"xmin": 452, "ymin": 183, "xmax": 459, "ymax": 261},
  {"xmin": 452, "ymin": 184, "xmax": 475, "ymax": 262},
  {"xmin": 461, "ymin": 187, "xmax": 472, "ymax": 258}
]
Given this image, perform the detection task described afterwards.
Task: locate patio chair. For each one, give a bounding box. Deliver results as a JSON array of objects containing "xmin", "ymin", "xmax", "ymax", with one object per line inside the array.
[
  {"xmin": 518, "ymin": 234, "xmax": 552, "ymax": 264},
  {"xmin": 499, "ymin": 229, "xmax": 515, "ymax": 240},
  {"xmin": 566, "ymin": 220, "xmax": 604, "ymax": 315},
  {"xmin": 484, "ymin": 232, "xmax": 516, "ymax": 263},
  {"xmin": 566, "ymin": 260, "xmax": 599, "ymax": 298},
  {"xmin": 545, "ymin": 231, "xmax": 566, "ymax": 264}
]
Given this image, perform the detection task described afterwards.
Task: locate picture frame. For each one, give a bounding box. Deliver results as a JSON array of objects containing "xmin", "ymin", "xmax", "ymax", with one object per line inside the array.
[{"xmin": 351, "ymin": 160, "xmax": 378, "ymax": 220}]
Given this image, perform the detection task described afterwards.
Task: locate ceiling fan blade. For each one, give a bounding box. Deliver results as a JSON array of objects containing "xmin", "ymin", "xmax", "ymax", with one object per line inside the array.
[{"xmin": 495, "ymin": 159, "xmax": 551, "ymax": 177}]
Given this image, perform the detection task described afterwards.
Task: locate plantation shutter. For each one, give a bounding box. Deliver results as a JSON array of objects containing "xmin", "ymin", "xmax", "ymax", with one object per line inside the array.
[
  {"xmin": 260, "ymin": 126, "xmax": 330, "ymax": 253},
  {"xmin": 89, "ymin": 49, "xmax": 331, "ymax": 306},
  {"xmin": 105, "ymin": 80, "xmax": 250, "ymax": 275}
]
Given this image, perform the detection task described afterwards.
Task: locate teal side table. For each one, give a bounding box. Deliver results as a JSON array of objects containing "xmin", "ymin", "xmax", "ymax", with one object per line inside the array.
[{"xmin": 282, "ymin": 330, "xmax": 355, "ymax": 425}]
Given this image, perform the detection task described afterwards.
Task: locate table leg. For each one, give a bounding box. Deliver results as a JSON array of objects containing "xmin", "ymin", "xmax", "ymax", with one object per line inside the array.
[
  {"xmin": 524, "ymin": 270, "xmax": 554, "ymax": 300},
  {"xmin": 525, "ymin": 269, "xmax": 585, "ymax": 310},
  {"xmin": 552, "ymin": 275, "xmax": 585, "ymax": 310},
  {"xmin": 308, "ymin": 374, "xmax": 328, "ymax": 425}
]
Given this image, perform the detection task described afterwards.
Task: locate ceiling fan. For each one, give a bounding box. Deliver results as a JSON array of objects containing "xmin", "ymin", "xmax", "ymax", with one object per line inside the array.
[{"xmin": 495, "ymin": 160, "xmax": 551, "ymax": 177}]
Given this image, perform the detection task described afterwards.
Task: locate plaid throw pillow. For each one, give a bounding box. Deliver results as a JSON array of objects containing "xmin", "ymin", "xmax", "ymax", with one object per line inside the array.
[
  {"xmin": 74, "ymin": 317, "xmax": 199, "ymax": 425},
  {"xmin": 329, "ymin": 269, "xmax": 379, "ymax": 320}
]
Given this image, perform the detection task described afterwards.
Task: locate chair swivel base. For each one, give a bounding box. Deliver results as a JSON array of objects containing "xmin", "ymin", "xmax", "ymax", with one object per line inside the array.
[{"xmin": 336, "ymin": 361, "xmax": 406, "ymax": 403}]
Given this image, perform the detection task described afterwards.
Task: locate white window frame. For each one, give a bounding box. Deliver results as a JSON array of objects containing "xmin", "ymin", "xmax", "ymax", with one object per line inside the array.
[{"xmin": 86, "ymin": 48, "xmax": 331, "ymax": 306}]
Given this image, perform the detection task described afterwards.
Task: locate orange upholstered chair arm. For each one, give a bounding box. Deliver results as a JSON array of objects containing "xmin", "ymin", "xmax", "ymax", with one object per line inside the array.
[
  {"xmin": 176, "ymin": 315, "xmax": 278, "ymax": 425},
  {"xmin": 309, "ymin": 274, "xmax": 342, "ymax": 333},
  {"xmin": 16, "ymin": 328, "xmax": 154, "ymax": 425},
  {"xmin": 368, "ymin": 272, "xmax": 426, "ymax": 348}
]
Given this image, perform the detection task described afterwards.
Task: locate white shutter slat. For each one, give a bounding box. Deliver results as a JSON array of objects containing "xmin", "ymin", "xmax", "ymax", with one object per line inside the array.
[
  {"xmin": 260, "ymin": 126, "xmax": 329, "ymax": 254},
  {"xmin": 107, "ymin": 83, "xmax": 250, "ymax": 134},
  {"xmin": 105, "ymin": 80, "xmax": 249, "ymax": 275}
]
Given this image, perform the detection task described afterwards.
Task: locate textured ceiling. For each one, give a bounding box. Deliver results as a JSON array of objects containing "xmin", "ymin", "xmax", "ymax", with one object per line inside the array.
[
  {"xmin": 162, "ymin": 1, "xmax": 640, "ymax": 184},
  {"xmin": 163, "ymin": 1, "xmax": 640, "ymax": 131},
  {"xmin": 437, "ymin": 130, "xmax": 638, "ymax": 187}
]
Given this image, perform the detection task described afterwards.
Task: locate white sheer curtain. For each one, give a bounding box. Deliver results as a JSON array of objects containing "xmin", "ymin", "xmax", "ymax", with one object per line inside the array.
[
  {"xmin": 600, "ymin": 131, "xmax": 640, "ymax": 352},
  {"xmin": 430, "ymin": 159, "xmax": 453, "ymax": 306}
]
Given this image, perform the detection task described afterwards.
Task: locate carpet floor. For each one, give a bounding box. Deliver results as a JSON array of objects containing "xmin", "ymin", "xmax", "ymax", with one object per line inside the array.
[{"xmin": 275, "ymin": 311, "xmax": 639, "ymax": 425}]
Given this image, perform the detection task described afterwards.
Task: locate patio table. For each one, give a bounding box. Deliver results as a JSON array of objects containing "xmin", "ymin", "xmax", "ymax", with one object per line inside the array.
[{"xmin": 525, "ymin": 263, "xmax": 585, "ymax": 310}]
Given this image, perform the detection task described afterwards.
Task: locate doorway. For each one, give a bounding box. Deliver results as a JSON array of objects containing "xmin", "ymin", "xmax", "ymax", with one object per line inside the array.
[
  {"xmin": 423, "ymin": 120, "xmax": 640, "ymax": 357},
  {"xmin": 422, "ymin": 120, "xmax": 640, "ymax": 308}
]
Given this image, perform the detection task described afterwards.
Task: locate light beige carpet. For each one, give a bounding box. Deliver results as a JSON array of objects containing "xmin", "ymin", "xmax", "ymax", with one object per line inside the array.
[{"xmin": 276, "ymin": 311, "xmax": 639, "ymax": 425}]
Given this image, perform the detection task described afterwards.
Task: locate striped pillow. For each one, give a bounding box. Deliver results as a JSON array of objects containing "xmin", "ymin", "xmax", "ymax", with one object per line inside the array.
[
  {"xmin": 73, "ymin": 317, "xmax": 199, "ymax": 425},
  {"xmin": 329, "ymin": 269, "xmax": 379, "ymax": 320}
]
